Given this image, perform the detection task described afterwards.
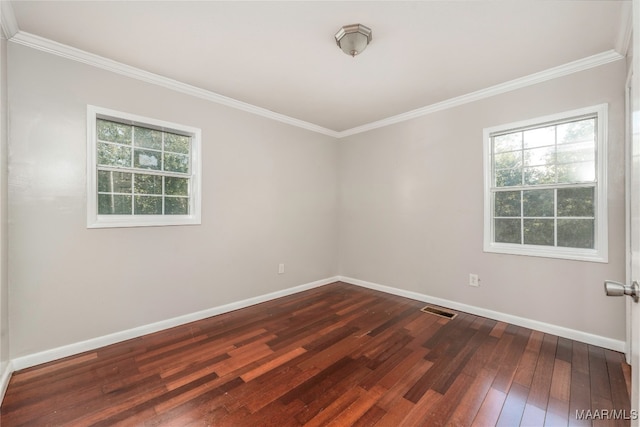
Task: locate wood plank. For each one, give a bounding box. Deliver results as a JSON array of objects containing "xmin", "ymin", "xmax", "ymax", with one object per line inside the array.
[
  {"xmin": 447, "ymin": 369, "xmax": 496, "ymax": 427},
  {"xmin": 526, "ymin": 334, "xmax": 558, "ymax": 410},
  {"xmin": 471, "ymin": 387, "xmax": 507, "ymax": 427},
  {"xmin": 492, "ymin": 327, "xmax": 531, "ymax": 393},
  {"xmin": 520, "ymin": 402, "xmax": 547, "ymax": 426},
  {"xmin": 568, "ymin": 370, "xmax": 592, "ymax": 427},
  {"xmin": 605, "ymin": 349, "xmax": 631, "ymax": 415},
  {"xmin": 352, "ymin": 404, "xmax": 387, "ymax": 427},
  {"xmin": 399, "ymin": 389, "xmax": 443, "ymax": 426},
  {"xmin": 372, "ymin": 396, "xmax": 413, "ymax": 426},
  {"xmin": 589, "ymin": 345, "xmax": 613, "ymax": 404},
  {"xmin": 422, "ymin": 372, "xmax": 475, "ymax": 426},
  {"xmin": 10, "ymin": 352, "xmax": 99, "ymax": 384},
  {"xmin": 513, "ymin": 349, "xmax": 539, "ymax": 388},
  {"xmin": 550, "ymin": 359, "xmax": 572, "ymax": 402},
  {"xmin": 240, "ymin": 347, "xmax": 307, "ymax": 382},
  {"xmin": 545, "ymin": 396, "xmax": 569, "ymax": 427},
  {"xmin": 326, "ymin": 385, "xmax": 386, "ymax": 427},
  {"xmin": 490, "ymin": 321, "xmax": 508, "ymax": 338},
  {"xmin": 496, "ymin": 382, "xmax": 529, "ymax": 427}
]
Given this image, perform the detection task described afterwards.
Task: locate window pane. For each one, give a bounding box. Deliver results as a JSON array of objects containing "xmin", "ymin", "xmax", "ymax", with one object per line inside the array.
[
  {"xmin": 134, "ymin": 149, "xmax": 161, "ymax": 170},
  {"xmin": 524, "ymin": 165, "xmax": 556, "ymax": 185},
  {"xmin": 524, "ymin": 146, "xmax": 555, "ymax": 167},
  {"xmin": 557, "ymin": 141, "xmax": 595, "ymax": 164},
  {"xmin": 495, "ymin": 191, "xmax": 520, "ymax": 217},
  {"xmin": 495, "ymin": 151, "xmax": 521, "ymax": 170},
  {"xmin": 98, "ymin": 194, "xmax": 132, "ymax": 214},
  {"xmin": 495, "ymin": 219, "xmax": 521, "ymax": 244},
  {"xmin": 557, "ymin": 187, "xmax": 594, "ymax": 217},
  {"xmin": 165, "ymin": 133, "xmax": 190, "ymax": 154},
  {"xmin": 556, "ymin": 161, "xmax": 595, "ymax": 183},
  {"xmin": 494, "ymin": 133, "xmax": 522, "ymax": 153},
  {"xmin": 165, "ymin": 197, "xmax": 189, "ymax": 215},
  {"xmin": 97, "ymin": 171, "xmax": 109, "ymax": 193},
  {"xmin": 523, "ymin": 189, "xmax": 554, "ymax": 217},
  {"xmin": 165, "ymin": 177, "xmax": 189, "ymax": 196},
  {"xmin": 558, "ymin": 219, "xmax": 594, "ymax": 248},
  {"xmin": 524, "ymin": 127, "xmax": 555, "ymax": 149},
  {"xmin": 164, "ymin": 153, "xmax": 189, "ymax": 173},
  {"xmin": 134, "ymin": 195, "xmax": 162, "ymax": 215},
  {"xmin": 97, "ymin": 119, "xmax": 131, "ymax": 145},
  {"xmin": 495, "ymin": 168, "xmax": 522, "ymax": 187},
  {"xmin": 98, "ymin": 171, "xmax": 132, "ymax": 193},
  {"xmin": 523, "ymin": 219, "xmax": 554, "ymax": 246},
  {"xmin": 134, "ymin": 127, "xmax": 162, "ymax": 150},
  {"xmin": 134, "ymin": 174, "xmax": 162, "ymax": 195},
  {"xmin": 557, "ymin": 119, "xmax": 595, "ymax": 145},
  {"xmin": 98, "ymin": 143, "xmax": 132, "ymax": 168}
]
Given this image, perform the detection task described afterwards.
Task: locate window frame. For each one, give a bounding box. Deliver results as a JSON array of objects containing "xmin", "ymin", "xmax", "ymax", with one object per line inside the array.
[
  {"xmin": 483, "ymin": 104, "xmax": 608, "ymax": 262},
  {"xmin": 87, "ymin": 105, "xmax": 202, "ymax": 228}
]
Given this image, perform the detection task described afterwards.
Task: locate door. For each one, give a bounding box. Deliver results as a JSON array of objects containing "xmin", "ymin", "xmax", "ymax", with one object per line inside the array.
[{"xmin": 630, "ymin": 0, "xmax": 640, "ymax": 419}]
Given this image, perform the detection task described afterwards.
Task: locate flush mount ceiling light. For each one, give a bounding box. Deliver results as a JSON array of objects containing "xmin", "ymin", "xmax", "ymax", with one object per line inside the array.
[{"xmin": 335, "ymin": 23, "xmax": 372, "ymax": 57}]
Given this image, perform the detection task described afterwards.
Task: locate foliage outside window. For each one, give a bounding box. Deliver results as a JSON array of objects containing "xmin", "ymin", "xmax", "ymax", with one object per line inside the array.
[
  {"xmin": 87, "ymin": 106, "xmax": 201, "ymax": 228},
  {"xmin": 483, "ymin": 105, "xmax": 608, "ymax": 262}
]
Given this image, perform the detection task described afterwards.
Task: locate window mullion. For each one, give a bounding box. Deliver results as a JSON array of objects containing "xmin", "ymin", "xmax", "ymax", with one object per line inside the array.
[
  {"xmin": 162, "ymin": 131, "xmax": 165, "ymax": 215},
  {"xmin": 520, "ymin": 190, "xmax": 524, "ymax": 245},
  {"xmin": 520, "ymin": 131, "xmax": 525, "ymax": 186},
  {"xmin": 492, "ymin": 182, "xmax": 596, "ymax": 192},
  {"xmin": 554, "ymin": 189, "xmax": 558, "ymax": 247},
  {"xmin": 553, "ymin": 125, "xmax": 558, "ymax": 248},
  {"xmin": 131, "ymin": 126, "xmax": 136, "ymax": 215},
  {"xmin": 97, "ymin": 165, "xmax": 189, "ymax": 179}
]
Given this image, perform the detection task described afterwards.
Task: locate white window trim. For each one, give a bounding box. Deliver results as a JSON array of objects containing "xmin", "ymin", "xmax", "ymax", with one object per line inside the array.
[
  {"xmin": 483, "ymin": 104, "xmax": 608, "ymax": 263},
  {"xmin": 87, "ymin": 105, "xmax": 202, "ymax": 228}
]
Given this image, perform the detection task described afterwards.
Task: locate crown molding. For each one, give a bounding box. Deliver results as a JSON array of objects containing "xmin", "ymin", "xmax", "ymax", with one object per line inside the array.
[
  {"xmin": 9, "ymin": 31, "xmax": 340, "ymax": 138},
  {"xmin": 9, "ymin": 30, "xmax": 624, "ymax": 139},
  {"xmin": 615, "ymin": 1, "xmax": 633, "ymax": 57},
  {"xmin": 336, "ymin": 49, "xmax": 625, "ymax": 138},
  {"xmin": 0, "ymin": 1, "xmax": 18, "ymax": 39}
]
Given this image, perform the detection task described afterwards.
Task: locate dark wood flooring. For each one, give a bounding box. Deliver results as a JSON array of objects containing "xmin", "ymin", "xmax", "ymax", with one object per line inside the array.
[{"xmin": 0, "ymin": 282, "xmax": 631, "ymax": 426}]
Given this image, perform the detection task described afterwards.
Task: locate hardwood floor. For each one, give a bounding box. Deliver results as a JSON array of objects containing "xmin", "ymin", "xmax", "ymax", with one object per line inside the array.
[{"xmin": 0, "ymin": 282, "xmax": 631, "ymax": 426}]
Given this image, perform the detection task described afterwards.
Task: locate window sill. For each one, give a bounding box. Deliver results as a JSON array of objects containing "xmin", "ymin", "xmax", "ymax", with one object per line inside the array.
[
  {"xmin": 483, "ymin": 242, "xmax": 608, "ymax": 263},
  {"xmin": 87, "ymin": 215, "xmax": 201, "ymax": 229}
]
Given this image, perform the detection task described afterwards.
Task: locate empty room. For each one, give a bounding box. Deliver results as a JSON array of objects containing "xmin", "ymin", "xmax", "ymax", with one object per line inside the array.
[{"xmin": 0, "ymin": 0, "xmax": 638, "ymax": 425}]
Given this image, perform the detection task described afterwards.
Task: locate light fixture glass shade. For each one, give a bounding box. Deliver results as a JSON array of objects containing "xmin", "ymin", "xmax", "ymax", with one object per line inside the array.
[{"xmin": 335, "ymin": 24, "xmax": 372, "ymax": 57}]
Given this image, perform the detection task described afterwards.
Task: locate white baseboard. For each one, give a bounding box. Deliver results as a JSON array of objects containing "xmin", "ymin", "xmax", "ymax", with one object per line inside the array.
[
  {"xmin": 11, "ymin": 276, "xmax": 339, "ymax": 371},
  {"xmin": 0, "ymin": 360, "xmax": 12, "ymax": 403},
  {"xmin": 338, "ymin": 276, "xmax": 625, "ymax": 353},
  {"xmin": 8, "ymin": 273, "xmax": 625, "ymax": 376}
]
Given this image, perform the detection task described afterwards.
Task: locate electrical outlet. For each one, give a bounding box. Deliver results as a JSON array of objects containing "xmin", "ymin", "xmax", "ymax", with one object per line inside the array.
[
  {"xmin": 469, "ymin": 274, "xmax": 479, "ymax": 287},
  {"xmin": 278, "ymin": 263, "xmax": 285, "ymax": 274}
]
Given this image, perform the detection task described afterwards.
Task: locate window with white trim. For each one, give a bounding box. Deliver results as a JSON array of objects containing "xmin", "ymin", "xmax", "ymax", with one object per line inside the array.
[
  {"xmin": 483, "ymin": 104, "xmax": 608, "ymax": 262},
  {"xmin": 87, "ymin": 106, "xmax": 201, "ymax": 228}
]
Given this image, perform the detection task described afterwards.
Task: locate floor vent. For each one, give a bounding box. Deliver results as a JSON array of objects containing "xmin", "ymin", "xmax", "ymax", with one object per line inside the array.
[{"xmin": 420, "ymin": 305, "xmax": 457, "ymax": 319}]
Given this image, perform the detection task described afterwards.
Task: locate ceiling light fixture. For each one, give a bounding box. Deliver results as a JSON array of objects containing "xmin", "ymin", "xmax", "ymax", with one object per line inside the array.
[{"xmin": 335, "ymin": 23, "xmax": 372, "ymax": 57}]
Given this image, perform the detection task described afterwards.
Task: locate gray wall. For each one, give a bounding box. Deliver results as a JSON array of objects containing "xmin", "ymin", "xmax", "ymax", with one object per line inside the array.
[
  {"xmin": 338, "ymin": 60, "xmax": 628, "ymax": 341},
  {"xmin": 8, "ymin": 44, "xmax": 338, "ymax": 358},
  {"xmin": 1, "ymin": 36, "xmax": 8, "ymax": 371}
]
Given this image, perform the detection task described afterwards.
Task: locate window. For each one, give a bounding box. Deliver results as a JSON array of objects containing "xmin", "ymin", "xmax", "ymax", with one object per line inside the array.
[
  {"xmin": 87, "ymin": 106, "xmax": 201, "ymax": 228},
  {"xmin": 483, "ymin": 104, "xmax": 608, "ymax": 262}
]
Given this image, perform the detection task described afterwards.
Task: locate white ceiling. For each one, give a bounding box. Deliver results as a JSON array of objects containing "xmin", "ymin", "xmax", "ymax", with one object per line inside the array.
[{"xmin": 7, "ymin": 1, "xmax": 630, "ymax": 133}]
